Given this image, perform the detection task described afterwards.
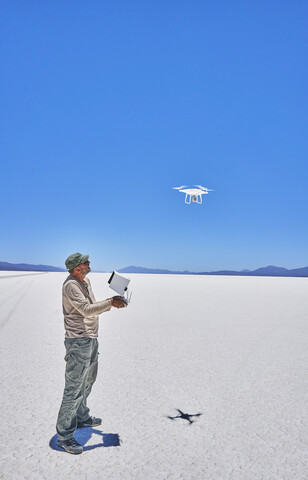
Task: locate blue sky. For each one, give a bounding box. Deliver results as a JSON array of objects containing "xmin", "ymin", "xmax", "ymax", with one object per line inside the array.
[{"xmin": 1, "ymin": 0, "xmax": 307, "ymax": 272}]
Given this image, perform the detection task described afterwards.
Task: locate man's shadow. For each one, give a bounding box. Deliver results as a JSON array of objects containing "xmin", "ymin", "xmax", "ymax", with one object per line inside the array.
[{"xmin": 49, "ymin": 427, "xmax": 121, "ymax": 452}]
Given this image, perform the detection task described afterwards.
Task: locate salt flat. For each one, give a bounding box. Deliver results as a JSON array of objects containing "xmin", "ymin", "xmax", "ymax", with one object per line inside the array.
[{"xmin": 0, "ymin": 272, "xmax": 307, "ymax": 480}]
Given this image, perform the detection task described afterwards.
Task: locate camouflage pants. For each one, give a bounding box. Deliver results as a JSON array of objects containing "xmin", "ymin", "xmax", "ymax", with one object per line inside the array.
[{"xmin": 56, "ymin": 337, "xmax": 99, "ymax": 441}]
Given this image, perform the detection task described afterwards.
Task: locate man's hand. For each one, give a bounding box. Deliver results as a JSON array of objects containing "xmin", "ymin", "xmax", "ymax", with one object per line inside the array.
[{"xmin": 110, "ymin": 296, "xmax": 127, "ymax": 309}]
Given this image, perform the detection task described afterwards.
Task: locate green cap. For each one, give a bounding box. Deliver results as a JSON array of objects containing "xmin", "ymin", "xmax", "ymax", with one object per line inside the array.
[{"xmin": 65, "ymin": 252, "xmax": 89, "ymax": 271}]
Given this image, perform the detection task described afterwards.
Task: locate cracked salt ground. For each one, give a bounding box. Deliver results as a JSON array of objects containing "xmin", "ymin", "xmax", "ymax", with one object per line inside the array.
[{"xmin": 0, "ymin": 272, "xmax": 307, "ymax": 479}]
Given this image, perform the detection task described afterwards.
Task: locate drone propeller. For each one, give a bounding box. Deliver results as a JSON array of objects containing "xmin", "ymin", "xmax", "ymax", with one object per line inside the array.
[
  {"xmin": 194, "ymin": 185, "xmax": 214, "ymax": 191},
  {"xmin": 172, "ymin": 186, "xmax": 188, "ymax": 190}
]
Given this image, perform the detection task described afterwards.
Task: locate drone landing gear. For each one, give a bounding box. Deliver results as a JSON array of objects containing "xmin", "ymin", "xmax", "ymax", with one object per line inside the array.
[{"xmin": 185, "ymin": 194, "xmax": 203, "ymax": 204}]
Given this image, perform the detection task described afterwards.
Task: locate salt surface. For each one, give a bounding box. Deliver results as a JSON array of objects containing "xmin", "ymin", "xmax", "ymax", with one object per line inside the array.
[{"xmin": 0, "ymin": 272, "xmax": 307, "ymax": 479}]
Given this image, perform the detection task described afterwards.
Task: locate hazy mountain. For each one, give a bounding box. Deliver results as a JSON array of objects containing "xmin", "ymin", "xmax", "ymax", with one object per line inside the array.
[
  {"xmin": 1, "ymin": 262, "xmax": 307, "ymax": 277},
  {"xmin": 117, "ymin": 265, "xmax": 191, "ymax": 275},
  {"xmin": 252, "ymin": 266, "xmax": 289, "ymax": 276},
  {"xmin": 286, "ymin": 266, "xmax": 308, "ymax": 277},
  {"xmin": 0, "ymin": 261, "xmax": 66, "ymax": 272},
  {"xmin": 118, "ymin": 265, "xmax": 308, "ymax": 277}
]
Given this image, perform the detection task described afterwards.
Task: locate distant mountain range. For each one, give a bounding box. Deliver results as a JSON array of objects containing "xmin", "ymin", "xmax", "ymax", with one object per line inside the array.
[
  {"xmin": 118, "ymin": 265, "xmax": 308, "ymax": 277},
  {"xmin": 0, "ymin": 261, "xmax": 66, "ymax": 272},
  {"xmin": 1, "ymin": 261, "xmax": 307, "ymax": 277}
]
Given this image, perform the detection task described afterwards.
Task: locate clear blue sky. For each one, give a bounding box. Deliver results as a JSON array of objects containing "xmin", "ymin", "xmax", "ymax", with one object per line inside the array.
[{"xmin": 1, "ymin": 1, "xmax": 307, "ymax": 272}]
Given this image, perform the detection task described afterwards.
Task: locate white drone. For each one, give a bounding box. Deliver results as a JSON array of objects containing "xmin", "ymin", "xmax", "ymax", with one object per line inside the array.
[{"xmin": 173, "ymin": 185, "xmax": 213, "ymax": 204}]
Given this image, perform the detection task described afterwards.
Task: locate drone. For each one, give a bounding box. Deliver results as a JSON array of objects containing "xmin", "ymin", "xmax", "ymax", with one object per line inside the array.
[{"xmin": 173, "ymin": 185, "xmax": 213, "ymax": 204}]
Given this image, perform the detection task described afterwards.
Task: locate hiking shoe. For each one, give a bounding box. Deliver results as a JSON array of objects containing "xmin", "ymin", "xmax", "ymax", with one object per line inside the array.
[
  {"xmin": 77, "ymin": 416, "xmax": 102, "ymax": 428},
  {"xmin": 57, "ymin": 438, "xmax": 83, "ymax": 455}
]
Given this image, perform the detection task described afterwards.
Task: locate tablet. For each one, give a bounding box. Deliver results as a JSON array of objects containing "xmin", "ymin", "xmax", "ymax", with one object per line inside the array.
[{"xmin": 108, "ymin": 271, "xmax": 130, "ymax": 297}]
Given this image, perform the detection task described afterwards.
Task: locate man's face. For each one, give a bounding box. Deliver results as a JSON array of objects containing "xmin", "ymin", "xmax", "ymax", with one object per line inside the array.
[{"xmin": 76, "ymin": 260, "xmax": 91, "ymax": 276}]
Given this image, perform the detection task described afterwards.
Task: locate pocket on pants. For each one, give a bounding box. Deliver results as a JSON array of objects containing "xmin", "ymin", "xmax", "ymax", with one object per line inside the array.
[
  {"xmin": 65, "ymin": 353, "xmax": 89, "ymax": 382},
  {"xmin": 65, "ymin": 338, "xmax": 93, "ymax": 365}
]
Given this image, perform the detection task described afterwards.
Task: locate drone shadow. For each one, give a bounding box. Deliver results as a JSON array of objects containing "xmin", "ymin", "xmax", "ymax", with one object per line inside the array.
[
  {"xmin": 167, "ymin": 409, "xmax": 203, "ymax": 425},
  {"xmin": 49, "ymin": 427, "xmax": 121, "ymax": 452}
]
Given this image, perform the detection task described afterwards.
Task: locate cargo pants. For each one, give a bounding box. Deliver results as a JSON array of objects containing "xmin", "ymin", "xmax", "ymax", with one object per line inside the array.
[{"xmin": 56, "ymin": 337, "xmax": 99, "ymax": 441}]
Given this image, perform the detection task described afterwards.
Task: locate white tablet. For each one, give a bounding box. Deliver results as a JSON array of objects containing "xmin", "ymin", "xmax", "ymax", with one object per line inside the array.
[{"xmin": 108, "ymin": 271, "xmax": 130, "ymax": 297}]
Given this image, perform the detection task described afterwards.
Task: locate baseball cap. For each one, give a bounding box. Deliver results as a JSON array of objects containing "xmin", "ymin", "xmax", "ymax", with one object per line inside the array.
[{"xmin": 65, "ymin": 253, "xmax": 90, "ymax": 271}]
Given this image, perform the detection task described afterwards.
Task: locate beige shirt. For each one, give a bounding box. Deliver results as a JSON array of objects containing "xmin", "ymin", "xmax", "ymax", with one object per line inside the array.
[{"xmin": 62, "ymin": 275, "xmax": 112, "ymax": 338}]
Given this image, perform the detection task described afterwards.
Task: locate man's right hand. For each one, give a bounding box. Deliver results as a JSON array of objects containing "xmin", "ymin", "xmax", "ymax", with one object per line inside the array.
[{"xmin": 110, "ymin": 296, "xmax": 127, "ymax": 309}]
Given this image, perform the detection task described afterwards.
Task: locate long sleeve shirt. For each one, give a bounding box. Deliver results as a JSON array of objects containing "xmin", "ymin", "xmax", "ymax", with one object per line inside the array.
[{"xmin": 62, "ymin": 275, "xmax": 112, "ymax": 338}]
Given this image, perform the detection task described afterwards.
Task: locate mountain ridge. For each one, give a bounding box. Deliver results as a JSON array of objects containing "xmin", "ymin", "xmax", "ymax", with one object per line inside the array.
[
  {"xmin": 1, "ymin": 262, "xmax": 307, "ymax": 277},
  {"xmin": 0, "ymin": 261, "xmax": 66, "ymax": 272},
  {"xmin": 118, "ymin": 265, "xmax": 308, "ymax": 277}
]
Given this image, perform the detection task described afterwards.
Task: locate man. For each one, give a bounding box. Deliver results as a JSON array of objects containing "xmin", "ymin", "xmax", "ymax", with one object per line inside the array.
[{"xmin": 56, "ymin": 252, "xmax": 126, "ymax": 454}]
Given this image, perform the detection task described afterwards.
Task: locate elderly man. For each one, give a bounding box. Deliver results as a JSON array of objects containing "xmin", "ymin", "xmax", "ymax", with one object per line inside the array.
[{"xmin": 56, "ymin": 252, "xmax": 126, "ymax": 454}]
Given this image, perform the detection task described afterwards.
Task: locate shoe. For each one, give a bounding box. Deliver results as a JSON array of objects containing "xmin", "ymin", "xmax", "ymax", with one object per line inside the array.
[
  {"xmin": 57, "ymin": 438, "xmax": 83, "ymax": 455},
  {"xmin": 77, "ymin": 416, "xmax": 102, "ymax": 428}
]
